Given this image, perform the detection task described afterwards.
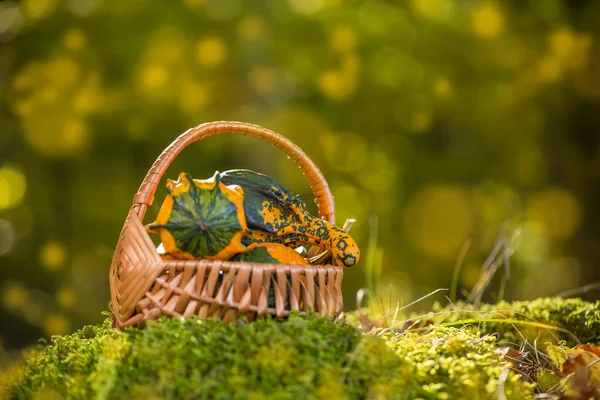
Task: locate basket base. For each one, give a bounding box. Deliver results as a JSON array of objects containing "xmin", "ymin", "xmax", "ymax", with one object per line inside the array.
[{"xmin": 112, "ymin": 260, "xmax": 344, "ymax": 330}]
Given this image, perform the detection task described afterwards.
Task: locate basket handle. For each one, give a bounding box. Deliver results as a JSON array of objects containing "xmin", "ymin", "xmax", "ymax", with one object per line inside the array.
[{"xmin": 132, "ymin": 121, "xmax": 335, "ymax": 224}]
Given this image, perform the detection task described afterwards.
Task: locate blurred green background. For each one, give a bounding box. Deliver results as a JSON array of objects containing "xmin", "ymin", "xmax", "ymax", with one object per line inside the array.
[{"xmin": 1, "ymin": 0, "xmax": 599, "ymax": 351}]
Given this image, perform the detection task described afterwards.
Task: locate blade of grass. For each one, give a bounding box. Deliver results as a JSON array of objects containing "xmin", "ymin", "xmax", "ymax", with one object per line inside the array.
[
  {"xmin": 554, "ymin": 281, "xmax": 600, "ymax": 298},
  {"xmin": 397, "ymin": 288, "xmax": 449, "ymax": 313},
  {"xmin": 450, "ymin": 239, "xmax": 471, "ymax": 303},
  {"xmin": 421, "ymin": 319, "xmax": 580, "ymax": 344}
]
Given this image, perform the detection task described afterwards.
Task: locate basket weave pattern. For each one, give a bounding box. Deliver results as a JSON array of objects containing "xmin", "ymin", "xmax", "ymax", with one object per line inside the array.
[{"xmin": 110, "ymin": 122, "xmax": 344, "ymax": 329}]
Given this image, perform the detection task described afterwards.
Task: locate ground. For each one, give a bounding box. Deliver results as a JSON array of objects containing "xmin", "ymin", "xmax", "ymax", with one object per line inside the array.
[{"xmin": 2, "ymin": 297, "xmax": 599, "ymax": 399}]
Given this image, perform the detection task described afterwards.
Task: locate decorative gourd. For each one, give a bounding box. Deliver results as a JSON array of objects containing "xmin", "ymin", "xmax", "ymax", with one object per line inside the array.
[
  {"xmin": 146, "ymin": 172, "xmax": 250, "ymax": 260},
  {"xmin": 230, "ymin": 243, "xmax": 308, "ymax": 265},
  {"xmin": 219, "ymin": 169, "xmax": 360, "ymax": 267}
]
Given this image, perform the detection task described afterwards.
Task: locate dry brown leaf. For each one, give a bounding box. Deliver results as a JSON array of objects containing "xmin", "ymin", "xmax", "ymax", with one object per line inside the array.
[
  {"xmin": 558, "ymin": 346, "xmax": 600, "ymax": 399},
  {"xmin": 396, "ymin": 319, "xmax": 434, "ymax": 334},
  {"xmin": 356, "ymin": 307, "xmax": 386, "ymax": 330},
  {"xmin": 495, "ymin": 346, "xmax": 537, "ymax": 378},
  {"xmin": 576, "ymin": 344, "xmax": 600, "ymax": 358},
  {"xmin": 496, "ymin": 347, "xmax": 526, "ymax": 368}
]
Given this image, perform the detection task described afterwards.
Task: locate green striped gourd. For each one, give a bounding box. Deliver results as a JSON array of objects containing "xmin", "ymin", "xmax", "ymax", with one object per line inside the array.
[{"xmin": 146, "ymin": 172, "xmax": 250, "ymax": 260}]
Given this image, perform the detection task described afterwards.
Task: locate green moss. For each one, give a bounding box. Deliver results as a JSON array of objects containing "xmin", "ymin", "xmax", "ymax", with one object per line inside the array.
[
  {"xmin": 382, "ymin": 327, "xmax": 533, "ymax": 399},
  {"xmin": 6, "ymin": 312, "xmax": 535, "ymax": 400},
  {"xmin": 431, "ymin": 297, "xmax": 600, "ymax": 346}
]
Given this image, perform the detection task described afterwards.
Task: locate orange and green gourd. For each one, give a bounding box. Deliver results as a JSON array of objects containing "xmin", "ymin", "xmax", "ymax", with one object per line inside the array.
[
  {"xmin": 230, "ymin": 243, "xmax": 308, "ymax": 265},
  {"xmin": 219, "ymin": 169, "xmax": 360, "ymax": 267},
  {"xmin": 146, "ymin": 172, "xmax": 250, "ymax": 260}
]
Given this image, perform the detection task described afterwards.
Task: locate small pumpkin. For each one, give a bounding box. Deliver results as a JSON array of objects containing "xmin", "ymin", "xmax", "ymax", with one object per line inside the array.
[
  {"xmin": 230, "ymin": 243, "xmax": 308, "ymax": 265},
  {"xmin": 146, "ymin": 172, "xmax": 250, "ymax": 260},
  {"xmin": 219, "ymin": 169, "xmax": 360, "ymax": 267}
]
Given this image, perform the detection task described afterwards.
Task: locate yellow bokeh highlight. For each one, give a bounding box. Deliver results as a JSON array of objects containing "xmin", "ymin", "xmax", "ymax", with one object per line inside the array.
[
  {"xmin": 179, "ymin": 81, "xmax": 208, "ymax": 113},
  {"xmin": 329, "ymin": 27, "xmax": 356, "ymax": 54},
  {"xmin": 550, "ymin": 28, "xmax": 575, "ymax": 61},
  {"xmin": 238, "ymin": 15, "xmax": 264, "ymax": 40},
  {"xmin": 570, "ymin": 34, "xmax": 592, "ymax": 70},
  {"xmin": 9, "ymin": 54, "xmax": 100, "ymax": 157},
  {"xmin": 63, "ymin": 118, "xmax": 89, "ymax": 147},
  {"xmin": 73, "ymin": 75, "xmax": 102, "ymax": 115},
  {"xmin": 403, "ymin": 185, "xmax": 473, "ymax": 259},
  {"xmin": 44, "ymin": 313, "xmax": 70, "ymax": 336},
  {"xmin": 2, "ymin": 283, "xmax": 26, "ymax": 311},
  {"xmin": 288, "ymin": 0, "xmax": 323, "ymax": 15},
  {"xmin": 547, "ymin": 28, "xmax": 592, "ymax": 72},
  {"xmin": 514, "ymin": 221, "xmax": 548, "ymax": 264},
  {"xmin": 537, "ymin": 57, "xmax": 562, "ymax": 83},
  {"xmin": 471, "ymin": 5, "xmax": 504, "ymax": 39},
  {"xmin": 22, "ymin": 114, "xmax": 91, "ymax": 156},
  {"xmin": 434, "ymin": 77, "xmax": 452, "ymax": 98},
  {"xmin": 11, "ymin": 56, "xmax": 81, "ymax": 94},
  {"xmin": 196, "ymin": 36, "xmax": 227, "ymax": 68},
  {"xmin": 0, "ymin": 165, "xmax": 27, "ymax": 210},
  {"xmin": 138, "ymin": 63, "xmax": 170, "ymax": 91},
  {"xmin": 56, "ymin": 287, "xmax": 77, "ymax": 309},
  {"xmin": 145, "ymin": 26, "xmax": 187, "ymax": 65},
  {"xmin": 40, "ymin": 241, "xmax": 67, "ymax": 270},
  {"xmin": 411, "ymin": 0, "xmax": 453, "ymax": 19},
  {"xmin": 249, "ymin": 66, "xmax": 276, "ymax": 95},
  {"xmin": 318, "ymin": 70, "xmax": 356, "ymax": 101},
  {"xmin": 46, "ymin": 56, "xmax": 81, "ymax": 89},
  {"xmin": 527, "ymin": 188, "xmax": 581, "ymax": 239},
  {"xmin": 183, "ymin": 0, "xmax": 205, "ymax": 9},
  {"xmin": 63, "ymin": 28, "xmax": 87, "ymax": 52},
  {"xmin": 22, "ymin": 0, "xmax": 58, "ymax": 20}
]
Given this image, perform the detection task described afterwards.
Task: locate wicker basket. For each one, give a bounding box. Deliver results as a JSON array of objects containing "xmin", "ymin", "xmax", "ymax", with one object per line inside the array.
[{"xmin": 109, "ymin": 121, "xmax": 345, "ymax": 329}]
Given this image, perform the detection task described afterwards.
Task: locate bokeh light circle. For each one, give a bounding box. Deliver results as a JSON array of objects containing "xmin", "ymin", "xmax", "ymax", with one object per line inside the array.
[
  {"xmin": 0, "ymin": 165, "xmax": 27, "ymax": 210},
  {"xmin": 40, "ymin": 241, "xmax": 67, "ymax": 270},
  {"xmin": 527, "ymin": 188, "xmax": 581, "ymax": 239},
  {"xmin": 403, "ymin": 185, "xmax": 473, "ymax": 259},
  {"xmin": 2, "ymin": 281, "xmax": 26, "ymax": 310},
  {"xmin": 44, "ymin": 313, "xmax": 71, "ymax": 336},
  {"xmin": 471, "ymin": 5, "xmax": 504, "ymax": 39},
  {"xmin": 196, "ymin": 36, "xmax": 227, "ymax": 68}
]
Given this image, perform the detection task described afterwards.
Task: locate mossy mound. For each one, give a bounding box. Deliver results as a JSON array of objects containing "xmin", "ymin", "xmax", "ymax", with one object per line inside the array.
[
  {"xmin": 431, "ymin": 297, "xmax": 600, "ymax": 346},
  {"xmin": 6, "ymin": 297, "xmax": 600, "ymax": 399},
  {"xmin": 6, "ymin": 312, "xmax": 535, "ymax": 400}
]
